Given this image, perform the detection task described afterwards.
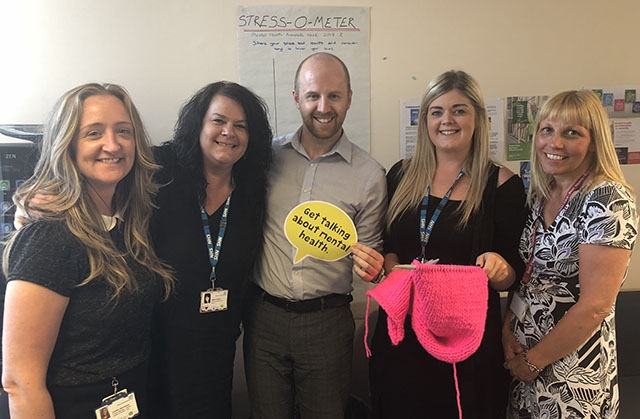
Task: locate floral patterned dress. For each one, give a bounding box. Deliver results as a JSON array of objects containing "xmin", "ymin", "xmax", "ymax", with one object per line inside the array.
[{"xmin": 509, "ymin": 181, "xmax": 638, "ymax": 418}]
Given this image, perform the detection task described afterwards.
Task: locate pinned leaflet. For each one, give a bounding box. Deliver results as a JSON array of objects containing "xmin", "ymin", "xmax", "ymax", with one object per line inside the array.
[{"xmin": 284, "ymin": 201, "xmax": 357, "ymax": 263}]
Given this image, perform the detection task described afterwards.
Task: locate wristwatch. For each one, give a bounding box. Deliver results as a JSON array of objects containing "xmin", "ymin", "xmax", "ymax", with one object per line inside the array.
[{"xmin": 371, "ymin": 267, "xmax": 386, "ymax": 284}]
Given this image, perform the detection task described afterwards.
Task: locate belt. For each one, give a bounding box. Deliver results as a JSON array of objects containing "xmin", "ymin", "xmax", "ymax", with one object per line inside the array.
[{"xmin": 257, "ymin": 287, "xmax": 353, "ymax": 313}]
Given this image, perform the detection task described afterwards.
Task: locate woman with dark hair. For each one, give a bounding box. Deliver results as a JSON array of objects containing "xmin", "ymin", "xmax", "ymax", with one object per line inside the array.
[{"xmin": 148, "ymin": 81, "xmax": 273, "ymax": 418}]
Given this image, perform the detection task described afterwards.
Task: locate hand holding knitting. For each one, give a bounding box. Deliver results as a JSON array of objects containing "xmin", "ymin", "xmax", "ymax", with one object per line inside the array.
[{"xmin": 475, "ymin": 251, "xmax": 515, "ymax": 290}]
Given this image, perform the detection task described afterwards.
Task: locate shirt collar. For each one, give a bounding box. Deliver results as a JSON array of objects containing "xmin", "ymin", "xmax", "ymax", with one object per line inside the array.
[
  {"xmin": 284, "ymin": 127, "xmax": 353, "ymax": 163},
  {"xmin": 101, "ymin": 213, "xmax": 122, "ymax": 231}
]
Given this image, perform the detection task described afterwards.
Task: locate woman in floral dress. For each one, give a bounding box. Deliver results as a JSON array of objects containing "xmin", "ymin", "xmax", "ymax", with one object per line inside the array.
[{"xmin": 503, "ymin": 90, "xmax": 638, "ymax": 418}]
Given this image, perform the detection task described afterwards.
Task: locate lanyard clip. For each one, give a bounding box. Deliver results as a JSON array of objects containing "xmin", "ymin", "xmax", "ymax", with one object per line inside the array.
[
  {"xmin": 111, "ymin": 377, "xmax": 119, "ymax": 394},
  {"xmin": 419, "ymin": 247, "xmax": 426, "ymax": 264}
]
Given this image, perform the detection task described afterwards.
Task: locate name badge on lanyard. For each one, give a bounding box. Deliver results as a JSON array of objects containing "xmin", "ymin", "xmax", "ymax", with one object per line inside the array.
[
  {"xmin": 94, "ymin": 377, "xmax": 139, "ymax": 418},
  {"xmin": 199, "ymin": 193, "xmax": 232, "ymax": 313},
  {"xmin": 509, "ymin": 292, "xmax": 528, "ymax": 323},
  {"xmin": 200, "ymin": 289, "xmax": 228, "ymax": 313}
]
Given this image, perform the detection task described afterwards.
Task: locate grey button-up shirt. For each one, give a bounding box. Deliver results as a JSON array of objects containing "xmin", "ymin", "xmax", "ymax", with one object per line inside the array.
[{"xmin": 254, "ymin": 128, "xmax": 387, "ymax": 300}]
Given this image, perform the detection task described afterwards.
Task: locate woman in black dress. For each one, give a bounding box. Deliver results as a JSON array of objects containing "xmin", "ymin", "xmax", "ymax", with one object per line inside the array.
[
  {"xmin": 369, "ymin": 70, "xmax": 527, "ymax": 418},
  {"xmin": 147, "ymin": 82, "xmax": 273, "ymax": 418}
]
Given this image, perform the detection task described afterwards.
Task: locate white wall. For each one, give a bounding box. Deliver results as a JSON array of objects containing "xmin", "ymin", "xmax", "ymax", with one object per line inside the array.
[{"xmin": 2, "ymin": 0, "xmax": 640, "ymax": 289}]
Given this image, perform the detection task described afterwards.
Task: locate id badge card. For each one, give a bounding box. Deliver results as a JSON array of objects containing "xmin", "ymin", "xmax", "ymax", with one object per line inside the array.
[
  {"xmin": 509, "ymin": 292, "xmax": 528, "ymax": 323},
  {"xmin": 200, "ymin": 288, "xmax": 228, "ymax": 313},
  {"xmin": 95, "ymin": 389, "xmax": 139, "ymax": 418}
]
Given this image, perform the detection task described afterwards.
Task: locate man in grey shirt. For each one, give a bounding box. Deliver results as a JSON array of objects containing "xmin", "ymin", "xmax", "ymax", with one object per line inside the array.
[{"xmin": 243, "ymin": 52, "xmax": 387, "ymax": 419}]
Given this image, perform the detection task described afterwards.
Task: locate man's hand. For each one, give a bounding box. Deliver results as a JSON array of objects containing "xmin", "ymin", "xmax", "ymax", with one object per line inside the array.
[{"xmin": 351, "ymin": 242, "xmax": 384, "ymax": 283}]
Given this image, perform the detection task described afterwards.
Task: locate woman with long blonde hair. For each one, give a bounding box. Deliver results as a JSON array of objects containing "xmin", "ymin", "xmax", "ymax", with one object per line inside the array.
[
  {"xmin": 2, "ymin": 83, "xmax": 173, "ymax": 418},
  {"xmin": 503, "ymin": 90, "xmax": 637, "ymax": 418},
  {"xmin": 370, "ymin": 70, "xmax": 527, "ymax": 418}
]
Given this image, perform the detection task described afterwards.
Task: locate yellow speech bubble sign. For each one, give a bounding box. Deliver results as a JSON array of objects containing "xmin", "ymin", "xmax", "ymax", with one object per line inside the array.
[{"xmin": 284, "ymin": 200, "xmax": 357, "ymax": 264}]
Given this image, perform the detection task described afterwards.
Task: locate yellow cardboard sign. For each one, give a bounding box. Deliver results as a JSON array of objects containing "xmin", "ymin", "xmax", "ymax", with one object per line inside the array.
[{"xmin": 284, "ymin": 201, "xmax": 357, "ymax": 264}]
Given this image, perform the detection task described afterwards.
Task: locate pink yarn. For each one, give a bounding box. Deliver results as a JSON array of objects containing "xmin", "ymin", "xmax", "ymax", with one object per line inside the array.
[
  {"xmin": 364, "ymin": 265, "xmax": 413, "ymax": 352},
  {"xmin": 364, "ymin": 261, "xmax": 488, "ymax": 419},
  {"xmin": 411, "ymin": 263, "xmax": 488, "ymax": 363}
]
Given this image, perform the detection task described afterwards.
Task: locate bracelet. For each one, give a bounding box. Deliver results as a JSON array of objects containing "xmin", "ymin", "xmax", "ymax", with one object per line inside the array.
[
  {"xmin": 371, "ymin": 267, "xmax": 386, "ymax": 284},
  {"xmin": 523, "ymin": 350, "xmax": 542, "ymax": 374}
]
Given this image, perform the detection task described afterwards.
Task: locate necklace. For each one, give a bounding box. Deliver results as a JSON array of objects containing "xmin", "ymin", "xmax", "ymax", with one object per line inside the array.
[{"xmin": 87, "ymin": 181, "xmax": 114, "ymax": 216}]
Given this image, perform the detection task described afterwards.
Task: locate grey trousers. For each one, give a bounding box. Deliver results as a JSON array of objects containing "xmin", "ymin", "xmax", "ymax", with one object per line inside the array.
[{"xmin": 243, "ymin": 292, "xmax": 355, "ymax": 419}]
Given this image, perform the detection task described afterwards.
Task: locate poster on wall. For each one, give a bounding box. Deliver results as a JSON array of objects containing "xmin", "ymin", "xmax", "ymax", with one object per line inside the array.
[
  {"xmin": 612, "ymin": 119, "xmax": 640, "ymax": 164},
  {"xmin": 506, "ymin": 95, "xmax": 549, "ymax": 161},
  {"xmin": 486, "ymin": 98, "xmax": 505, "ymax": 163},
  {"xmin": 237, "ymin": 6, "xmax": 371, "ymax": 151},
  {"xmin": 399, "ymin": 97, "xmax": 507, "ymax": 162},
  {"xmin": 520, "ymin": 161, "xmax": 531, "ymax": 191},
  {"xmin": 587, "ymin": 86, "xmax": 640, "ymax": 164},
  {"xmin": 399, "ymin": 99, "xmax": 420, "ymax": 159},
  {"xmin": 587, "ymin": 86, "xmax": 640, "ymax": 118}
]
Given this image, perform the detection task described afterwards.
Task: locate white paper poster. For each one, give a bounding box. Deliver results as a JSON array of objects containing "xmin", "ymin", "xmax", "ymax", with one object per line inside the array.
[
  {"xmin": 486, "ymin": 98, "xmax": 505, "ymax": 163},
  {"xmin": 586, "ymin": 85, "xmax": 640, "ymax": 164},
  {"xmin": 399, "ymin": 97, "xmax": 507, "ymax": 162},
  {"xmin": 237, "ymin": 6, "xmax": 371, "ymax": 151},
  {"xmin": 613, "ymin": 118, "xmax": 640, "ymax": 164},
  {"xmin": 399, "ymin": 99, "xmax": 420, "ymax": 159}
]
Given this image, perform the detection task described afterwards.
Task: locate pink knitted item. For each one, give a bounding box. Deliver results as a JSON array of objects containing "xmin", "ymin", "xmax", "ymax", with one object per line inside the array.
[
  {"xmin": 365, "ymin": 261, "xmax": 488, "ymax": 361},
  {"xmin": 411, "ymin": 263, "xmax": 488, "ymax": 363},
  {"xmin": 365, "ymin": 265, "xmax": 413, "ymax": 346},
  {"xmin": 364, "ymin": 261, "xmax": 489, "ymax": 419}
]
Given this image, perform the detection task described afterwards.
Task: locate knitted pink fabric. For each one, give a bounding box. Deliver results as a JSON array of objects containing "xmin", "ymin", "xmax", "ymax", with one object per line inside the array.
[
  {"xmin": 364, "ymin": 265, "xmax": 413, "ymax": 347},
  {"xmin": 364, "ymin": 261, "xmax": 489, "ymax": 419},
  {"xmin": 411, "ymin": 263, "xmax": 488, "ymax": 363},
  {"xmin": 365, "ymin": 261, "xmax": 488, "ymax": 361}
]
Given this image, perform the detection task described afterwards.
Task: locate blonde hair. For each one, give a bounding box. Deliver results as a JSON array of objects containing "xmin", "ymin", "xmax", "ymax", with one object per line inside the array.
[
  {"xmin": 387, "ymin": 70, "xmax": 493, "ymax": 230},
  {"xmin": 528, "ymin": 90, "xmax": 631, "ymax": 206},
  {"xmin": 3, "ymin": 83, "xmax": 174, "ymax": 299}
]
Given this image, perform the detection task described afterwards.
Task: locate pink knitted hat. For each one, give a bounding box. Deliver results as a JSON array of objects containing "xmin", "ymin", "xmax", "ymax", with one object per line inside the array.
[
  {"xmin": 411, "ymin": 263, "xmax": 488, "ymax": 363},
  {"xmin": 364, "ymin": 261, "xmax": 488, "ymax": 419},
  {"xmin": 365, "ymin": 261, "xmax": 488, "ymax": 361}
]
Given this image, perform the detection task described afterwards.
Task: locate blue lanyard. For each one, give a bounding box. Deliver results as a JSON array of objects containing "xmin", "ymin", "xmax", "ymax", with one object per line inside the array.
[
  {"xmin": 200, "ymin": 193, "xmax": 232, "ymax": 289},
  {"xmin": 418, "ymin": 169, "xmax": 464, "ymax": 262}
]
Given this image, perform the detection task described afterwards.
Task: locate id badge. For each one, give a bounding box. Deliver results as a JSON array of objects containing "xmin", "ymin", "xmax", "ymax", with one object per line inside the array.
[
  {"xmin": 95, "ymin": 389, "xmax": 139, "ymax": 418},
  {"xmin": 200, "ymin": 289, "xmax": 228, "ymax": 313},
  {"xmin": 510, "ymin": 292, "xmax": 528, "ymax": 323}
]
